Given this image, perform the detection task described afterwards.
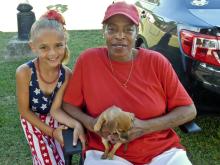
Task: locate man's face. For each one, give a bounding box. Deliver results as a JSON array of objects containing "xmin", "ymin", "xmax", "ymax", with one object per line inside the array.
[{"xmin": 103, "ymin": 14, "xmax": 138, "ymax": 62}]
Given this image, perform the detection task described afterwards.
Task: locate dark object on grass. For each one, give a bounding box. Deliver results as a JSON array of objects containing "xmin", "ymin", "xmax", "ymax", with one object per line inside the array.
[{"xmin": 17, "ymin": 3, "xmax": 35, "ymax": 40}]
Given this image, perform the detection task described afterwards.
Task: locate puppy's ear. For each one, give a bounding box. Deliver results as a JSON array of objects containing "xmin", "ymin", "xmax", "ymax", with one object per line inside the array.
[{"xmin": 126, "ymin": 112, "xmax": 135, "ymax": 121}]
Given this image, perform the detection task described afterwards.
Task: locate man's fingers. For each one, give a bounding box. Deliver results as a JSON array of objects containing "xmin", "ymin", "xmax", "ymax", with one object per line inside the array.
[
  {"xmin": 59, "ymin": 125, "xmax": 68, "ymax": 130},
  {"xmin": 73, "ymin": 131, "xmax": 78, "ymax": 146}
]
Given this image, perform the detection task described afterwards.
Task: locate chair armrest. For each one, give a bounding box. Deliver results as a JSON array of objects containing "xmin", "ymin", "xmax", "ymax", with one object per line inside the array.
[
  {"xmin": 62, "ymin": 128, "xmax": 82, "ymax": 155},
  {"xmin": 179, "ymin": 121, "xmax": 201, "ymax": 133}
]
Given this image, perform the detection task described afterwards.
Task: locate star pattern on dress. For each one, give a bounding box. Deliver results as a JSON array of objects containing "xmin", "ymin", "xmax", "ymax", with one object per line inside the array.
[
  {"xmin": 41, "ymin": 104, "xmax": 47, "ymax": 110},
  {"xmin": 57, "ymin": 81, "xmax": 62, "ymax": 88},
  {"xmin": 32, "ymin": 98, "xmax": 38, "ymax": 104},
  {"xmin": 32, "ymin": 106, "xmax": 37, "ymax": 110},
  {"xmin": 34, "ymin": 88, "xmax": 40, "ymax": 95},
  {"xmin": 42, "ymin": 96, "xmax": 48, "ymax": 102},
  {"xmin": 24, "ymin": 62, "xmax": 65, "ymax": 165},
  {"xmin": 29, "ymin": 62, "xmax": 65, "ymax": 115}
]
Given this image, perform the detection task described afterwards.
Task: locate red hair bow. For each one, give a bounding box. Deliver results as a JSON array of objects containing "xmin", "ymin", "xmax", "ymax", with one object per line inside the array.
[{"xmin": 41, "ymin": 10, "xmax": 65, "ymax": 25}]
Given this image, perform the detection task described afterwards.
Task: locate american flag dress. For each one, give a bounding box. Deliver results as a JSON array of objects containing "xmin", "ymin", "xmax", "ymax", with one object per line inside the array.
[{"xmin": 20, "ymin": 60, "xmax": 65, "ymax": 165}]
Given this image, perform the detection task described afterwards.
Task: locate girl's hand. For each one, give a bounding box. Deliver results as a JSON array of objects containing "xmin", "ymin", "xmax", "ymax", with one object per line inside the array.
[
  {"xmin": 73, "ymin": 122, "xmax": 86, "ymax": 150},
  {"xmin": 52, "ymin": 125, "xmax": 68, "ymax": 146}
]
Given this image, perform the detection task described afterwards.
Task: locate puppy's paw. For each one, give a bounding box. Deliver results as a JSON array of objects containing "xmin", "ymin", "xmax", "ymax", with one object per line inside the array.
[
  {"xmin": 107, "ymin": 153, "xmax": 114, "ymax": 160},
  {"xmin": 101, "ymin": 153, "xmax": 108, "ymax": 159}
]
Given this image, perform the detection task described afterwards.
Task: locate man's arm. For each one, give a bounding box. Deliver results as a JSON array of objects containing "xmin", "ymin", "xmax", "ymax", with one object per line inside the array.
[{"xmin": 127, "ymin": 104, "xmax": 197, "ymax": 142}]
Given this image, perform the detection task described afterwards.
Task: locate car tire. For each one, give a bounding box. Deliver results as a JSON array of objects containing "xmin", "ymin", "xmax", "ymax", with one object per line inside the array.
[
  {"xmin": 135, "ymin": 37, "xmax": 148, "ymax": 49},
  {"xmin": 153, "ymin": 47, "xmax": 190, "ymax": 91},
  {"xmin": 139, "ymin": 42, "xmax": 147, "ymax": 48}
]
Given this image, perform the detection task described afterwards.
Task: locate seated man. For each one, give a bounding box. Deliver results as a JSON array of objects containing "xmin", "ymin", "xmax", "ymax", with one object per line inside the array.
[{"xmin": 61, "ymin": 1, "xmax": 197, "ymax": 165}]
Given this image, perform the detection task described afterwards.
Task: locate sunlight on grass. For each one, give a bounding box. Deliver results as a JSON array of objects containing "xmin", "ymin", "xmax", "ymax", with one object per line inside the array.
[{"xmin": 0, "ymin": 30, "xmax": 219, "ymax": 165}]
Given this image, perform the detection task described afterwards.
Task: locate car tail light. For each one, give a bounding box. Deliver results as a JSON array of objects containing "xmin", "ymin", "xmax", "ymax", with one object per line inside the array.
[{"xmin": 180, "ymin": 30, "xmax": 220, "ymax": 67}]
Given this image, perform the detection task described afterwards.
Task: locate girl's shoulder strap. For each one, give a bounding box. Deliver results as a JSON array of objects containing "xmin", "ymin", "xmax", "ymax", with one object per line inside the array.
[{"xmin": 26, "ymin": 59, "xmax": 35, "ymax": 68}]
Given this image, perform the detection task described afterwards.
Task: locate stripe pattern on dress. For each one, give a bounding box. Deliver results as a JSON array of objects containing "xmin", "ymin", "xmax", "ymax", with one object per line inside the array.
[{"xmin": 20, "ymin": 114, "xmax": 65, "ymax": 165}]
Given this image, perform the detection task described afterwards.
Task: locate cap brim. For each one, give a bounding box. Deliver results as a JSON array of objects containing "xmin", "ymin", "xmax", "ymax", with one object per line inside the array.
[{"xmin": 102, "ymin": 12, "xmax": 139, "ymax": 25}]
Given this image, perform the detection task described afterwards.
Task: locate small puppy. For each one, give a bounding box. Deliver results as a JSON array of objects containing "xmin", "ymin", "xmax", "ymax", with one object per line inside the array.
[{"xmin": 94, "ymin": 106, "xmax": 134, "ymax": 159}]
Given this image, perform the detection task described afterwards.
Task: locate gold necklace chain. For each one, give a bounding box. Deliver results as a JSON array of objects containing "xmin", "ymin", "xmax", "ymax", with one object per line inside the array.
[{"xmin": 107, "ymin": 53, "xmax": 134, "ymax": 88}]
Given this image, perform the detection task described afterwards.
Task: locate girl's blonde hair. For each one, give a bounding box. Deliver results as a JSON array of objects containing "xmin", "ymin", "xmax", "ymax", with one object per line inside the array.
[{"xmin": 29, "ymin": 10, "xmax": 70, "ymax": 64}]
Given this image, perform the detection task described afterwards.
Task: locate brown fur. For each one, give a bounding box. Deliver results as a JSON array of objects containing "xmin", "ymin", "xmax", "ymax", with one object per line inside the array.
[{"xmin": 94, "ymin": 106, "xmax": 134, "ymax": 159}]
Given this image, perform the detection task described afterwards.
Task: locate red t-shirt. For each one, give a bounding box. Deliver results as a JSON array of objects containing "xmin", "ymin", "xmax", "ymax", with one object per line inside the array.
[{"xmin": 63, "ymin": 47, "xmax": 193, "ymax": 164}]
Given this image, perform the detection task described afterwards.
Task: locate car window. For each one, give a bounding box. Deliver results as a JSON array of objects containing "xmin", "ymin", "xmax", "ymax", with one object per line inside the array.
[
  {"xmin": 145, "ymin": 0, "xmax": 159, "ymax": 4},
  {"xmin": 185, "ymin": 0, "xmax": 220, "ymax": 9},
  {"xmin": 136, "ymin": 0, "xmax": 159, "ymax": 11}
]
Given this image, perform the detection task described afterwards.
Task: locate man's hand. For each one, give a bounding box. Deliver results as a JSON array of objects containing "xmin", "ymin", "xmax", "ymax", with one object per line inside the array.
[
  {"xmin": 73, "ymin": 122, "xmax": 87, "ymax": 150},
  {"xmin": 126, "ymin": 118, "xmax": 145, "ymax": 142}
]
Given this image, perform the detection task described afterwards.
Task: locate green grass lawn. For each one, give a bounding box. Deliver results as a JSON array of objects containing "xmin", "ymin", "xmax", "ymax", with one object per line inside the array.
[{"xmin": 0, "ymin": 30, "xmax": 219, "ymax": 165}]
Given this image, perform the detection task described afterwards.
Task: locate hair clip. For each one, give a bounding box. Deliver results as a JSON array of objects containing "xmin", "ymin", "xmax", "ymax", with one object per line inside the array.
[{"xmin": 41, "ymin": 10, "xmax": 65, "ymax": 25}]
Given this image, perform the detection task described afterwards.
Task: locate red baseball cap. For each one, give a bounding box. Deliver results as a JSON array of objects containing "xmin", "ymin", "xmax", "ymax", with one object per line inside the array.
[{"xmin": 102, "ymin": 1, "xmax": 139, "ymax": 25}]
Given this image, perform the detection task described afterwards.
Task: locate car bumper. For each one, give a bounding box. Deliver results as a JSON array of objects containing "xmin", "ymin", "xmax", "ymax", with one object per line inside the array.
[{"xmin": 191, "ymin": 61, "xmax": 220, "ymax": 94}]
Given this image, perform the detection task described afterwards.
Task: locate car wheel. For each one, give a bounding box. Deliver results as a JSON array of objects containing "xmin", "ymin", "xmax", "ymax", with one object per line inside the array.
[
  {"xmin": 154, "ymin": 48, "xmax": 190, "ymax": 90},
  {"xmin": 135, "ymin": 38, "xmax": 148, "ymax": 49},
  {"xmin": 139, "ymin": 42, "xmax": 147, "ymax": 48}
]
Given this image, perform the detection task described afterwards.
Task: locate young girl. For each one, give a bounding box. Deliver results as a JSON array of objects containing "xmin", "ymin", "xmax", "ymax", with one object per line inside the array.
[{"xmin": 16, "ymin": 10, "xmax": 85, "ymax": 165}]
